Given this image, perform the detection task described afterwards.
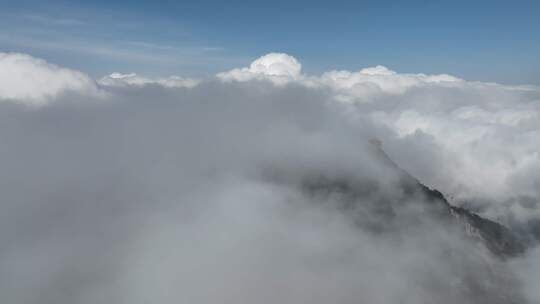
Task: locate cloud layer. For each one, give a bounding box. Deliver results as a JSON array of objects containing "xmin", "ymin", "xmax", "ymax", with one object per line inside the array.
[
  {"xmin": 1, "ymin": 51, "xmax": 539, "ymax": 233},
  {"xmin": 0, "ymin": 52, "xmax": 539, "ymax": 303},
  {"xmin": 98, "ymin": 72, "xmax": 199, "ymax": 88},
  {"xmin": 0, "ymin": 52, "xmax": 101, "ymax": 105},
  {"xmin": 217, "ymin": 54, "xmax": 540, "ymax": 230}
]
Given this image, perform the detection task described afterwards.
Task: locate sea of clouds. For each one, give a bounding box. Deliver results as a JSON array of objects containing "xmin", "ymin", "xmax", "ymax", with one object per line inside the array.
[{"xmin": 1, "ymin": 51, "xmax": 539, "ymax": 303}]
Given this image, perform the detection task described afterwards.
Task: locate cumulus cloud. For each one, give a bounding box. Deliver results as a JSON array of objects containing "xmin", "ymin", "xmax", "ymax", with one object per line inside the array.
[
  {"xmin": 1, "ymin": 51, "xmax": 539, "ymax": 229},
  {"xmin": 218, "ymin": 53, "xmax": 540, "ymax": 234},
  {"xmin": 218, "ymin": 53, "xmax": 462, "ymax": 98},
  {"xmin": 0, "ymin": 52, "xmax": 100, "ymax": 105},
  {"xmin": 316, "ymin": 66, "xmax": 462, "ymax": 99},
  {"xmin": 217, "ymin": 52, "xmax": 302, "ymax": 84},
  {"xmin": 1, "ymin": 52, "xmax": 540, "ymax": 304}
]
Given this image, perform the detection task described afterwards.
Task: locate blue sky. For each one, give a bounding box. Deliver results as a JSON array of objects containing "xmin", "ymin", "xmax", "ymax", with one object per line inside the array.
[{"xmin": 1, "ymin": 0, "xmax": 539, "ymax": 84}]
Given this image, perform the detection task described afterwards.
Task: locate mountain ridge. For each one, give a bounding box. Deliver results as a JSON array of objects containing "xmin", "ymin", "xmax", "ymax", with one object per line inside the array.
[{"xmin": 379, "ymin": 141, "xmax": 527, "ymax": 258}]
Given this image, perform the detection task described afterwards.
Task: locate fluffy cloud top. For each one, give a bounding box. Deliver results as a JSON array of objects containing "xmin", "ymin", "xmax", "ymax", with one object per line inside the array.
[
  {"xmin": 216, "ymin": 54, "xmax": 540, "ymax": 225},
  {"xmin": 318, "ymin": 66, "xmax": 462, "ymax": 97},
  {"xmin": 0, "ymin": 52, "xmax": 100, "ymax": 105},
  {"xmin": 218, "ymin": 53, "xmax": 462, "ymax": 97},
  {"xmin": 1, "ymin": 52, "xmax": 538, "ymax": 216},
  {"xmin": 217, "ymin": 52, "xmax": 302, "ymax": 84}
]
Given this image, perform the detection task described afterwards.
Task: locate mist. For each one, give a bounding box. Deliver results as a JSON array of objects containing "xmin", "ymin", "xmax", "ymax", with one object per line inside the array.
[{"xmin": 0, "ymin": 52, "xmax": 539, "ymax": 303}]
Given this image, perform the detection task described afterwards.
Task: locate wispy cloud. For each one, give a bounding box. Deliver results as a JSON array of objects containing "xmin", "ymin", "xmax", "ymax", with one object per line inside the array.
[
  {"xmin": 22, "ymin": 13, "xmax": 87, "ymax": 27},
  {"xmin": 0, "ymin": 10, "xmax": 241, "ymax": 74},
  {"xmin": 0, "ymin": 33, "xmax": 176, "ymax": 63}
]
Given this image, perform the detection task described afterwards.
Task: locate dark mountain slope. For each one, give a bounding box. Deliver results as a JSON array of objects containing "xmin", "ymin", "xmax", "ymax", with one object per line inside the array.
[
  {"xmin": 300, "ymin": 140, "xmax": 527, "ymax": 259},
  {"xmin": 273, "ymin": 140, "xmax": 531, "ymax": 303}
]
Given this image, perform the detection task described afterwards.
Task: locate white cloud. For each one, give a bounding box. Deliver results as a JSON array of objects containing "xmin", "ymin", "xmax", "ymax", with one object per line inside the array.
[
  {"xmin": 217, "ymin": 53, "xmax": 462, "ymax": 99},
  {"xmin": 0, "ymin": 52, "xmax": 100, "ymax": 106},
  {"xmin": 316, "ymin": 66, "xmax": 462, "ymax": 98},
  {"xmin": 3, "ymin": 51, "xmax": 539, "ymax": 213},
  {"xmin": 217, "ymin": 53, "xmax": 540, "ymax": 221},
  {"xmin": 3, "ymin": 50, "xmax": 540, "ymax": 231},
  {"xmin": 1, "ymin": 51, "xmax": 540, "ymax": 304},
  {"xmin": 98, "ymin": 72, "xmax": 199, "ymax": 88},
  {"xmin": 217, "ymin": 52, "xmax": 302, "ymax": 85}
]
